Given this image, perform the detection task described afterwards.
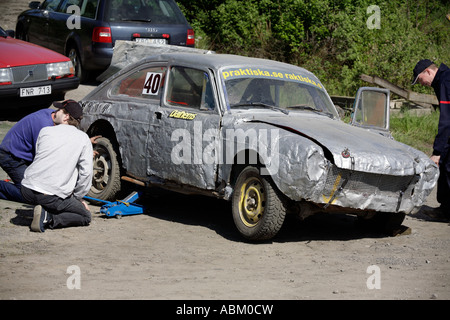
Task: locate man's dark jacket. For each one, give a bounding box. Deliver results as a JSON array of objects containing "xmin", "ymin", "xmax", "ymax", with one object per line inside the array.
[{"xmin": 431, "ymin": 63, "xmax": 450, "ymax": 158}]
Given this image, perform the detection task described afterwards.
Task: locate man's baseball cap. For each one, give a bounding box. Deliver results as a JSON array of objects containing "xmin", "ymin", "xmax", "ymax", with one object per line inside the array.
[
  {"xmin": 53, "ymin": 99, "xmax": 83, "ymax": 121},
  {"xmin": 411, "ymin": 59, "xmax": 434, "ymax": 85}
]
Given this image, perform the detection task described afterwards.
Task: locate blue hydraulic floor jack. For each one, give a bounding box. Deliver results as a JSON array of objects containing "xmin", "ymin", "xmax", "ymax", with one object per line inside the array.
[{"xmin": 84, "ymin": 191, "xmax": 145, "ymax": 218}]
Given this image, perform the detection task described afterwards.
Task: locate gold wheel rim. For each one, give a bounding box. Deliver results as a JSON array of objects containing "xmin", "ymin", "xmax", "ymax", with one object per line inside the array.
[{"xmin": 238, "ymin": 177, "xmax": 266, "ymax": 227}]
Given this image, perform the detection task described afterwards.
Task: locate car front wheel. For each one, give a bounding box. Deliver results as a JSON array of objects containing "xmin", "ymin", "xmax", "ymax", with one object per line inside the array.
[
  {"xmin": 357, "ymin": 211, "xmax": 406, "ymax": 236},
  {"xmin": 87, "ymin": 137, "xmax": 122, "ymax": 202},
  {"xmin": 232, "ymin": 166, "xmax": 287, "ymax": 241}
]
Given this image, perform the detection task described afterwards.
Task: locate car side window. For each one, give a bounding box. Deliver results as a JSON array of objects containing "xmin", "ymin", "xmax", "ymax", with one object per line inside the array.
[
  {"xmin": 42, "ymin": 0, "xmax": 62, "ymax": 11},
  {"xmin": 165, "ymin": 66, "xmax": 216, "ymax": 111},
  {"xmin": 56, "ymin": 0, "xmax": 96, "ymax": 17},
  {"xmin": 59, "ymin": 0, "xmax": 83, "ymax": 13},
  {"xmin": 81, "ymin": 0, "xmax": 97, "ymax": 18},
  {"xmin": 110, "ymin": 66, "xmax": 167, "ymax": 101}
]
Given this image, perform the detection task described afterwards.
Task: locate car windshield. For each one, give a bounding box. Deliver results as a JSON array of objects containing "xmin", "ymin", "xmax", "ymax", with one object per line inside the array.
[
  {"xmin": 222, "ymin": 67, "xmax": 338, "ymax": 118},
  {"xmin": 105, "ymin": 0, "xmax": 187, "ymax": 24}
]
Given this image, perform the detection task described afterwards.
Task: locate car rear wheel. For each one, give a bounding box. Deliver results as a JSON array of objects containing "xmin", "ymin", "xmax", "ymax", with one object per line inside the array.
[
  {"xmin": 232, "ymin": 166, "xmax": 287, "ymax": 241},
  {"xmin": 15, "ymin": 24, "xmax": 28, "ymax": 41},
  {"xmin": 87, "ymin": 137, "xmax": 122, "ymax": 202},
  {"xmin": 68, "ymin": 47, "xmax": 89, "ymax": 83}
]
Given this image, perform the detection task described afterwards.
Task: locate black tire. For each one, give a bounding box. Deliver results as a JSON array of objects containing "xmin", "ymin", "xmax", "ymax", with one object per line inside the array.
[
  {"xmin": 68, "ymin": 46, "xmax": 89, "ymax": 83},
  {"xmin": 358, "ymin": 212, "xmax": 406, "ymax": 235},
  {"xmin": 15, "ymin": 23, "xmax": 28, "ymax": 41},
  {"xmin": 232, "ymin": 166, "xmax": 287, "ymax": 241},
  {"xmin": 376, "ymin": 212, "xmax": 406, "ymax": 234},
  {"xmin": 87, "ymin": 137, "xmax": 122, "ymax": 202}
]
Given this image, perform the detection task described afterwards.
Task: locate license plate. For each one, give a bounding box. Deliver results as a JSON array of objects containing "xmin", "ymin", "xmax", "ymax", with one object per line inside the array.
[
  {"xmin": 135, "ymin": 38, "xmax": 168, "ymax": 45},
  {"xmin": 20, "ymin": 85, "xmax": 51, "ymax": 97}
]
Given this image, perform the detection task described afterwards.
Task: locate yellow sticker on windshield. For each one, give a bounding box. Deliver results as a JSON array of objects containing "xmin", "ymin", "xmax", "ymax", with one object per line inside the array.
[{"xmin": 222, "ymin": 67, "xmax": 322, "ymax": 89}]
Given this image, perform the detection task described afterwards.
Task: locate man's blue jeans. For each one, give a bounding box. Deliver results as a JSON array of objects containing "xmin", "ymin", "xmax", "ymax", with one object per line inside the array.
[{"xmin": 0, "ymin": 149, "xmax": 27, "ymax": 202}]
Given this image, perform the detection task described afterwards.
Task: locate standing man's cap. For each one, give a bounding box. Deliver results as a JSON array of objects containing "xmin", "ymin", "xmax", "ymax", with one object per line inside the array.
[
  {"xmin": 53, "ymin": 99, "xmax": 83, "ymax": 121},
  {"xmin": 411, "ymin": 59, "xmax": 434, "ymax": 85}
]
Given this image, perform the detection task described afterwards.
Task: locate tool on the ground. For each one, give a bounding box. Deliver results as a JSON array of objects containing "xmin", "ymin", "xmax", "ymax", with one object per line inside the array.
[{"xmin": 84, "ymin": 191, "xmax": 145, "ymax": 218}]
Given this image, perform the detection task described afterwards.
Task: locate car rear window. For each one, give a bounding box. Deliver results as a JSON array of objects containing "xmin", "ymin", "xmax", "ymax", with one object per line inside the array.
[
  {"xmin": 105, "ymin": 0, "xmax": 187, "ymax": 24},
  {"xmin": 110, "ymin": 66, "xmax": 167, "ymax": 101}
]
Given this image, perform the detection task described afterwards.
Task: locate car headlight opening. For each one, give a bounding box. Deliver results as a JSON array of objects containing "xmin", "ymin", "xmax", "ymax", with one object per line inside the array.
[{"xmin": 46, "ymin": 61, "xmax": 75, "ymax": 79}]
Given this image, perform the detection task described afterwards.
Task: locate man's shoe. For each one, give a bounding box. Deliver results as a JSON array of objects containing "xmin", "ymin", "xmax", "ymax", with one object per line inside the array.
[
  {"xmin": 422, "ymin": 206, "xmax": 450, "ymax": 222},
  {"xmin": 30, "ymin": 205, "xmax": 51, "ymax": 232}
]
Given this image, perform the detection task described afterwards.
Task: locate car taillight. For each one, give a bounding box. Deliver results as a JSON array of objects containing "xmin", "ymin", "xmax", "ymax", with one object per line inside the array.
[
  {"xmin": 93, "ymin": 27, "xmax": 112, "ymax": 43},
  {"xmin": 186, "ymin": 29, "xmax": 195, "ymax": 46}
]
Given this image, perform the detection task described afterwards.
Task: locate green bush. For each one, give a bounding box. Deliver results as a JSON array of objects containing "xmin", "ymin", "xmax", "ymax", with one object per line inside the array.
[{"xmin": 177, "ymin": 0, "xmax": 449, "ymax": 96}]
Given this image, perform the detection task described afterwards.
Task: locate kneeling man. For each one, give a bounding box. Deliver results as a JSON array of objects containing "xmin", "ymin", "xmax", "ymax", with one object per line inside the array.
[{"xmin": 21, "ymin": 100, "xmax": 93, "ymax": 232}]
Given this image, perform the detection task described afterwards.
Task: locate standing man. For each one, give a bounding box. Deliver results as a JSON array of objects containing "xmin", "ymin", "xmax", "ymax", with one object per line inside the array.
[
  {"xmin": 21, "ymin": 100, "xmax": 93, "ymax": 232},
  {"xmin": 412, "ymin": 59, "xmax": 450, "ymax": 218}
]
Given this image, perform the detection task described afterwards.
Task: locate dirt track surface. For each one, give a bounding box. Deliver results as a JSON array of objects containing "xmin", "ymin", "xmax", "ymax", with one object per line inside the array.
[
  {"xmin": 2, "ymin": 91, "xmax": 450, "ymax": 301},
  {"xmin": 1, "ymin": 0, "xmax": 449, "ymax": 301},
  {"xmin": 1, "ymin": 182, "xmax": 449, "ymax": 300}
]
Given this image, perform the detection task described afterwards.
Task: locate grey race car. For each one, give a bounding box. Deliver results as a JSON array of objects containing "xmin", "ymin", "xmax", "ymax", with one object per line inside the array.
[{"xmin": 80, "ymin": 52, "xmax": 439, "ymax": 240}]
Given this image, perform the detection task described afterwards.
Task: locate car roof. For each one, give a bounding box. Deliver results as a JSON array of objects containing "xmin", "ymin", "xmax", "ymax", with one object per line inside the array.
[{"xmin": 145, "ymin": 53, "xmax": 319, "ymax": 81}]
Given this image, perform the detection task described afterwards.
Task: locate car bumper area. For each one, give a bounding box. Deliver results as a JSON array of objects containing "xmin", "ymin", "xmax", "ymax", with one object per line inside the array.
[
  {"xmin": 279, "ymin": 160, "xmax": 436, "ymax": 215},
  {"xmin": 83, "ymin": 45, "xmax": 113, "ymax": 71},
  {"xmin": 315, "ymin": 164, "xmax": 434, "ymax": 214},
  {"xmin": 0, "ymin": 76, "xmax": 80, "ymax": 108}
]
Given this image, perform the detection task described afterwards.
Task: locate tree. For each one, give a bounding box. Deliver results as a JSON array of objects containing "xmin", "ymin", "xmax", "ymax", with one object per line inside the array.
[{"xmin": 177, "ymin": 0, "xmax": 450, "ymax": 95}]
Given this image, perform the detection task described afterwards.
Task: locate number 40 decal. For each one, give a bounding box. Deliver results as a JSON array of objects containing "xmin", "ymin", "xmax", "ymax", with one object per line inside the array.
[{"xmin": 142, "ymin": 72, "xmax": 162, "ymax": 95}]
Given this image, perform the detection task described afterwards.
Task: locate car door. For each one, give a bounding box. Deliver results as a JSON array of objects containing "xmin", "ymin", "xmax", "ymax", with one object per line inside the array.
[
  {"xmin": 27, "ymin": 0, "xmax": 62, "ymax": 46},
  {"xmin": 147, "ymin": 65, "xmax": 222, "ymax": 190},
  {"xmin": 104, "ymin": 63, "xmax": 168, "ymax": 179},
  {"xmin": 351, "ymin": 87, "xmax": 392, "ymax": 138},
  {"xmin": 45, "ymin": 0, "xmax": 83, "ymax": 53}
]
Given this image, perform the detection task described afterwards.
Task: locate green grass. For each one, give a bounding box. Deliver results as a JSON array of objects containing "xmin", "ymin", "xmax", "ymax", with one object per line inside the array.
[{"xmin": 390, "ymin": 110, "xmax": 439, "ymax": 155}]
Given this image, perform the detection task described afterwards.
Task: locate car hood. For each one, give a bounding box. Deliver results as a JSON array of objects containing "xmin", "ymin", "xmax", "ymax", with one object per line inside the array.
[
  {"xmin": 0, "ymin": 37, "xmax": 69, "ymax": 68},
  {"xmin": 246, "ymin": 113, "xmax": 428, "ymax": 176}
]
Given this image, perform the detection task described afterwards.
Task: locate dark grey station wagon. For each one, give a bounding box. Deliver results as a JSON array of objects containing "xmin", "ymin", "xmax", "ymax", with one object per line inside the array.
[{"xmin": 16, "ymin": 0, "xmax": 195, "ymax": 82}]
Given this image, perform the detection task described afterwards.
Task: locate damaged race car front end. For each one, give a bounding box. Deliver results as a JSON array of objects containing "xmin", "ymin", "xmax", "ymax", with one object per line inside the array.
[{"xmin": 252, "ymin": 114, "xmax": 439, "ymax": 217}]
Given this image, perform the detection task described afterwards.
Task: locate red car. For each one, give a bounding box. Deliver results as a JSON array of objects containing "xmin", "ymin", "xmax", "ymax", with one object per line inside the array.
[{"xmin": 0, "ymin": 26, "xmax": 79, "ymax": 110}]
